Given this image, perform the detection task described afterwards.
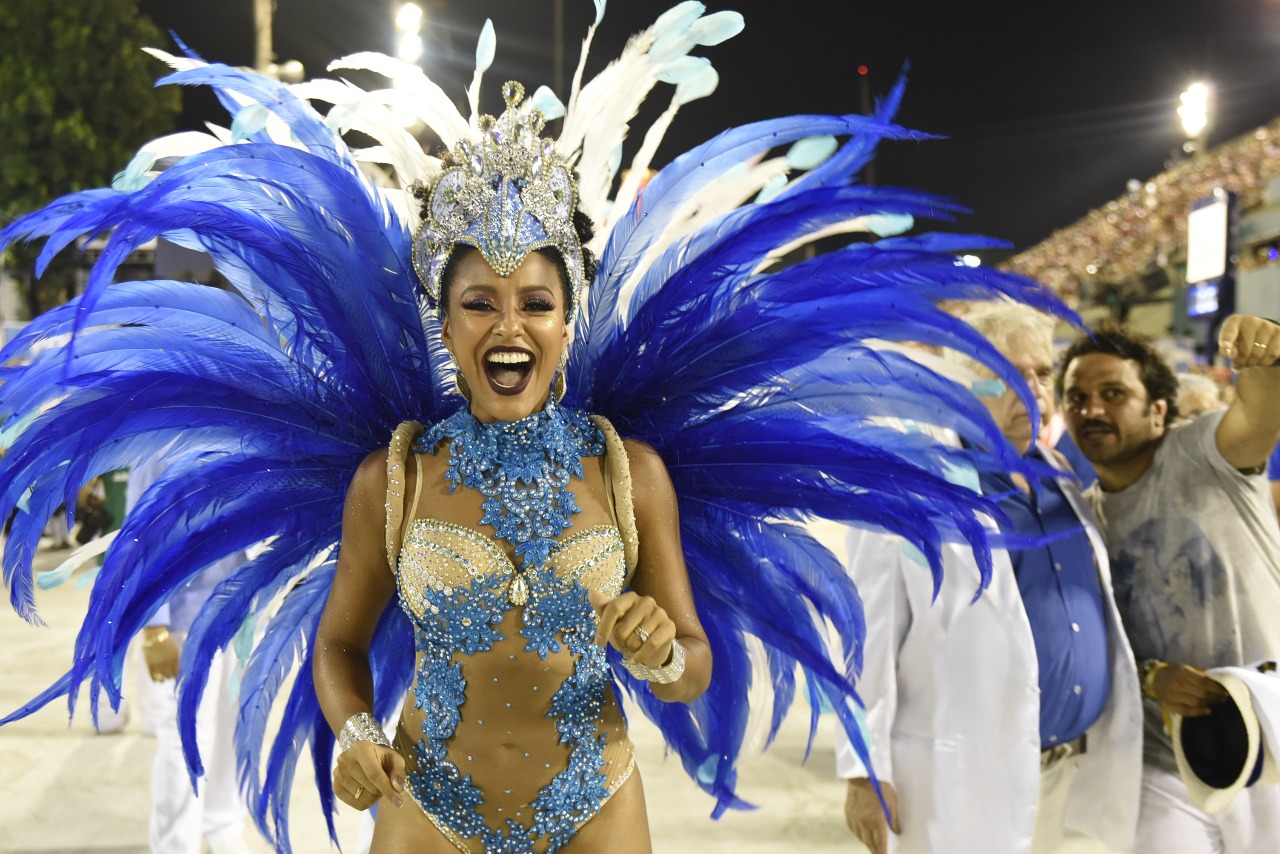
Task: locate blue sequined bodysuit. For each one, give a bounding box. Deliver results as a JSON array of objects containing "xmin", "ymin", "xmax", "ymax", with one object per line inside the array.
[{"xmin": 383, "ymin": 412, "xmax": 639, "ymax": 854}]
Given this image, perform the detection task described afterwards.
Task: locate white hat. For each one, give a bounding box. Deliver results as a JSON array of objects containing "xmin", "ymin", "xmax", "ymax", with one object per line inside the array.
[{"xmin": 1171, "ymin": 661, "xmax": 1280, "ymax": 814}]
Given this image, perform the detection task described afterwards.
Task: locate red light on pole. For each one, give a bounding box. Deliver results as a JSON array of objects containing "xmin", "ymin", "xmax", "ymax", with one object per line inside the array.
[{"xmin": 856, "ymin": 64, "xmax": 874, "ymax": 183}]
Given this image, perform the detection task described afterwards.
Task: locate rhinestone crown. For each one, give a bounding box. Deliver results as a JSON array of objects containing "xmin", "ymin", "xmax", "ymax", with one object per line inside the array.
[{"xmin": 412, "ymin": 81, "xmax": 585, "ymax": 317}]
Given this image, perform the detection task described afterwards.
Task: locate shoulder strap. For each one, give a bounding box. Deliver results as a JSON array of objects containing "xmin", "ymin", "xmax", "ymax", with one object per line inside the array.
[
  {"xmin": 591, "ymin": 415, "xmax": 639, "ymax": 578},
  {"xmin": 385, "ymin": 420, "xmax": 425, "ymax": 569}
]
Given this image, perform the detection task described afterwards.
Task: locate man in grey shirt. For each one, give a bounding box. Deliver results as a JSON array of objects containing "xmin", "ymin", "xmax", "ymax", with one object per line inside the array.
[{"xmin": 1058, "ymin": 314, "xmax": 1280, "ymax": 854}]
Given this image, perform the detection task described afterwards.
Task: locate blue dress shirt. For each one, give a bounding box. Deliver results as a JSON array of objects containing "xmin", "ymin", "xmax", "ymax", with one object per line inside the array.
[{"xmin": 981, "ymin": 447, "xmax": 1111, "ymax": 749}]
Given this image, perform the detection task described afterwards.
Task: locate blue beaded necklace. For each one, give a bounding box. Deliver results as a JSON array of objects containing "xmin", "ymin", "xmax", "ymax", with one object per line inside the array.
[{"xmin": 422, "ymin": 397, "xmax": 605, "ymax": 604}]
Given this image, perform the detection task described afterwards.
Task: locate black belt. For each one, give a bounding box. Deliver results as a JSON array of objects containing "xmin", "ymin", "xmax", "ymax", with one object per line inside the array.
[{"xmin": 1040, "ymin": 733, "xmax": 1087, "ymax": 767}]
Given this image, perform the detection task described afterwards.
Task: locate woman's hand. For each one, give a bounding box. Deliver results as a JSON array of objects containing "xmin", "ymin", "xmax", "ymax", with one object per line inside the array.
[
  {"xmin": 333, "ymin": 741, "xmax": 407, "ymax": 811},
  {"xmin": 589, "ymin": 589, "xmax": 677, "ymax": 668}
]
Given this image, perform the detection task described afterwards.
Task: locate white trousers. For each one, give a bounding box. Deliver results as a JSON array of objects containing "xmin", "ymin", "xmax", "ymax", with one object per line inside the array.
[
  {"xmin": 1135, "ymin": 764, "xmax": 1280, "ymax": 854},
  {"xmin": 1033, "ymin": 755, "xmax": 1120, "ymax": 854},
  {"xmin": 148, "ymin": 641, "xmax": 246, "ymax": 854}
]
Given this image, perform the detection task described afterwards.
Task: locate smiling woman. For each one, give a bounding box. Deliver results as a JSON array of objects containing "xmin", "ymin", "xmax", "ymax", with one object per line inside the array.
[
  {"xmin": 441, "ymin": 249, "xmax": 568, "ymax": 420},
  {"xmin": 311, "ymin": 80, "xmax": 716, "ymax": 852}
]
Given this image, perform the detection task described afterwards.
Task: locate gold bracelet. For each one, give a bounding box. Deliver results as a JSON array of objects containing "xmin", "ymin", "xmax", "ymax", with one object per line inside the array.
[{"xmin": 142, "ymin": 628, "xmax": 170, "ymax": 649}]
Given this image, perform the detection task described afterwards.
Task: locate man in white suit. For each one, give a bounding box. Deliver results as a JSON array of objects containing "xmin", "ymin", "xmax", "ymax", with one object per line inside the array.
[
  {"xmin": 837, "ymin": 303, "xmax": 1143, "ymax": 853},
  {"xmin": 129, "ymin": 453, "xmax": 251, "ymax": 854}
]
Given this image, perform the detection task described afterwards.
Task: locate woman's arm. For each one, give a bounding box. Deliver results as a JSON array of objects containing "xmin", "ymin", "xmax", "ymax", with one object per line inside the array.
[
  {"xmin": 313, "ymin": 448, "xmax": 405, "ymax": 809},
  {"xmin": 592, "ymin": 439, "xmax": 711, "ymax": 704}
]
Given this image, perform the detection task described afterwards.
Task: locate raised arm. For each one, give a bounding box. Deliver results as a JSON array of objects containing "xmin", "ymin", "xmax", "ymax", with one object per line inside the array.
[
  {"xmin": 591, "ymin": 439, "xmax": 712, "ymax": 704},
  {"xmin": 313, "ymin": 448, "xmax": 404, "ymax": 810},
  {"xmin": 1215, "ymin": 314, "xmax": 1280, "ymax": 470}
]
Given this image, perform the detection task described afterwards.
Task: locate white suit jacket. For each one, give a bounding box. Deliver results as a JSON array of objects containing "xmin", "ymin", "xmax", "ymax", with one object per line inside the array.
[{"xmin": 822, "ymin": 445, "xmax": 1143, "ymax": 853}]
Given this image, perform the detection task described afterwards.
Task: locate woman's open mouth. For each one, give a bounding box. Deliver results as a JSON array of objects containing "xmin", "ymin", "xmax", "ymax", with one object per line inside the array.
[{"xmin": 483, "ymin": 348, "xmax": 535, "ymax": 396}]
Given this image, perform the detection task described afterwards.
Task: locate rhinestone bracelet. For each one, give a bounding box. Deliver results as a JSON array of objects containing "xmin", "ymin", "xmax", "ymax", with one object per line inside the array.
[
  {"xmin": 621, "ymin": 638, "xmax": 686, "ymax": 685},
  {"xmin": 338, "ymin": 712, "xmax": 392, "ymax": 752}
]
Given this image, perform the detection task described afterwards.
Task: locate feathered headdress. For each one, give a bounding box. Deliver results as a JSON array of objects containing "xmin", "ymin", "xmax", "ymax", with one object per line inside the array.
[
  {"xmin": 412, "ymin": 80, "xmax": 586, "ymax": 316},
  {"xmin": 0, "ymin": 2, "xmax": 1069, "ymax": 849}
]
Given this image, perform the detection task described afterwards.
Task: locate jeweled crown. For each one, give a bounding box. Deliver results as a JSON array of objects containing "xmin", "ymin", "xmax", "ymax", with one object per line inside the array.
[{"xmin": 412, "ymin": 81, "xmax": 584, "ymax": 317}]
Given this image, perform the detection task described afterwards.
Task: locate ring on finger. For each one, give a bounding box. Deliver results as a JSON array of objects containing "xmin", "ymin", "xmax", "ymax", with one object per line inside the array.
[
  {"xmin": 1253, "ymin": 341, "xmax": 1269, "ymax": 349},
  {"xmin": 353, "ymin": 785, "xmax": 364, "ymax": 800},
  {"xmin": 634, "ymin": 627, "xmax": 650, "ymax": 643}
]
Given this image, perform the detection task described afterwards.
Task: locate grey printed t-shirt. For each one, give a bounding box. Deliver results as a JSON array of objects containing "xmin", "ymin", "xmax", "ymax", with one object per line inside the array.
[{"xmin": 1086, "ymin": 409, "xmax": 1280, "ymax": 770}]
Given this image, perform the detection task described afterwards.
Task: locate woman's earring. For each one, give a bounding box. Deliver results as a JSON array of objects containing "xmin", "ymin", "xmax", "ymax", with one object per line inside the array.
[
  {"xmin": 554, "ymin": 354, "xmax": 568, "ymax": 402},
  {"xmin": 448, "ymin": 351, "xmax": 472, "ymax": 402}
]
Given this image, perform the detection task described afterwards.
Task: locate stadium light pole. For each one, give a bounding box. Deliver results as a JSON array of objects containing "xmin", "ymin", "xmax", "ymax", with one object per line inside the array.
[
  {"xmin": 396, "ymin": 2, "xmax": 425, "ymax": 64},
  {"xmin": 253, "ymin": 0, "xmax": 304, "ymax": 81},
  {"xmin": 1178, "ymin": 81, "xmax": 1211, "ymax": 156}
]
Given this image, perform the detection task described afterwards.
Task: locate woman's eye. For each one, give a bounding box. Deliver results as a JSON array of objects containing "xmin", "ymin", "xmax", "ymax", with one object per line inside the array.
[
  {"xmin": 524, "ymin": 297, "xmax": 555, "ymax": 312},
  {"xmin": 461, "ymin": 298, "xmax": 495, "ymax": 311}
]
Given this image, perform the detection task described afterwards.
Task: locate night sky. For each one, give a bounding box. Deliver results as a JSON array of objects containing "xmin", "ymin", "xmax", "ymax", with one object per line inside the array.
[{"xmin": 135, "ymin": 0, "xmax": 1280, "ymax": 254}]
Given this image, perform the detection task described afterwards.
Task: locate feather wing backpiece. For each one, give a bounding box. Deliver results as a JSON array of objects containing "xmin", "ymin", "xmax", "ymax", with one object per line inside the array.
[{"xmin": 0, "ymin": 3, "xmax": 1068, "ymax": 849}]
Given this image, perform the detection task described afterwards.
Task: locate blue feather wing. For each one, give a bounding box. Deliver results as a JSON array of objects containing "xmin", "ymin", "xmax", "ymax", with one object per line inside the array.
[
  {"xmin": 0, "ymin": 63, "xmax": 442, "ymax": 852},
  {"xmin": 576, "ymin": 97, "xmax": 1073, "ymax": 815}
]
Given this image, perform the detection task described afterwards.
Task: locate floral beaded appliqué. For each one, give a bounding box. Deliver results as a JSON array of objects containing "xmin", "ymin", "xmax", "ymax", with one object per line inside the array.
[
  {"xmin": 403, "ymin": 401, "xmax": 616, "ymax": 853},
  {"xmin": 402, "ymin": 551, "xmax": 615, "ymax": 852},
  {"xmin": 422, "ymin": 398, "xmax": 606, "ymax": 599}
]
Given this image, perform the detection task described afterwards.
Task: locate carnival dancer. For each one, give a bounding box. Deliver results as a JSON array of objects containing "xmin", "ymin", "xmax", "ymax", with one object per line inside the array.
[{"xmin": 0, "ymin": 4, "xmax": 1064, "ymax": 851}]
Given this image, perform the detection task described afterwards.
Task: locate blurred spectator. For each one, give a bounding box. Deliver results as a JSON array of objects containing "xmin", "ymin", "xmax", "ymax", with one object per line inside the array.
[
  {"xmin": 1175, "ymin": 373, "xmax": 1225, "ymax": 422},
  {"xmin": 74, "ymin": 477, "xmax": 112, "ymax": 545},
  {"xmin": 44, "ymin": 504, "xmax": 73, "ymax": 549},
  {"xmin": 129, "ymin": 454, "xmax": 251, "ymax": 854},
  {"xmin": 1005, "ymin": 121, "xmax": 1280, "ymax": 307}
]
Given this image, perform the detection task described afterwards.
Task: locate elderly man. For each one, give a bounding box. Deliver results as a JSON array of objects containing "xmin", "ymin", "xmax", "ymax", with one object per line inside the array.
[
  {"xmin": 838, "ymin": 302, "xmax": 1142, "ymax": 854},
  {"xmin": 1058, "ymin": 315, "xmax": 1280, "ymax": 854},
  {"xmin": 1175, "ymin": 373, "xmax": 1224, "ymax": 421}
]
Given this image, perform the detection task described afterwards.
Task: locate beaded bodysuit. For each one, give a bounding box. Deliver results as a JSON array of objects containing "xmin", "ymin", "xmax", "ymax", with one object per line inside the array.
[{"xmin": 384, "ymin": 412, "xmax": 639, "ymax": 853}]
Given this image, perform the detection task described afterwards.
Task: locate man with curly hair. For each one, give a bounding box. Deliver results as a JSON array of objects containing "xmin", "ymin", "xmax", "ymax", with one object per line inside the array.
[{"xmin": 1058, "ymin": 315, "xmax": 1280, "ymax": 853}]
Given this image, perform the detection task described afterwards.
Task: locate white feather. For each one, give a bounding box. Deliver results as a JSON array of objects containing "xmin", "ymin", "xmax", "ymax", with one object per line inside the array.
[
  {"xmin": 467, "ymin": 20, "xmax": 496, "ymax": 126},
  {"xmin": 204, "ymin": 122, "xmax": 234, "ymax": 145},
  {"xmin": 604, "ymin": 96, "xmax": 682, "ymax": 236},
  {"xmin": 142, "ymin": 47, "xmax": 205, "ymax": 73},
  {"xmin": 560, "ymin": 5, "xmax": 741, "ymax": 225},
  {"xmin": 113, "ymin": 131, "xmax": 225, "ymax": 192},
  {"xmin": 327, "ymin": 53, "xmax": 468, "ymax": 148},
  {"xmin": 605, "ymin": 155, "xmax": 790, "ymax": 308},
  {"xmin": 293, "ymin": 78, "xmax": 434, "ymax": 191}
]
